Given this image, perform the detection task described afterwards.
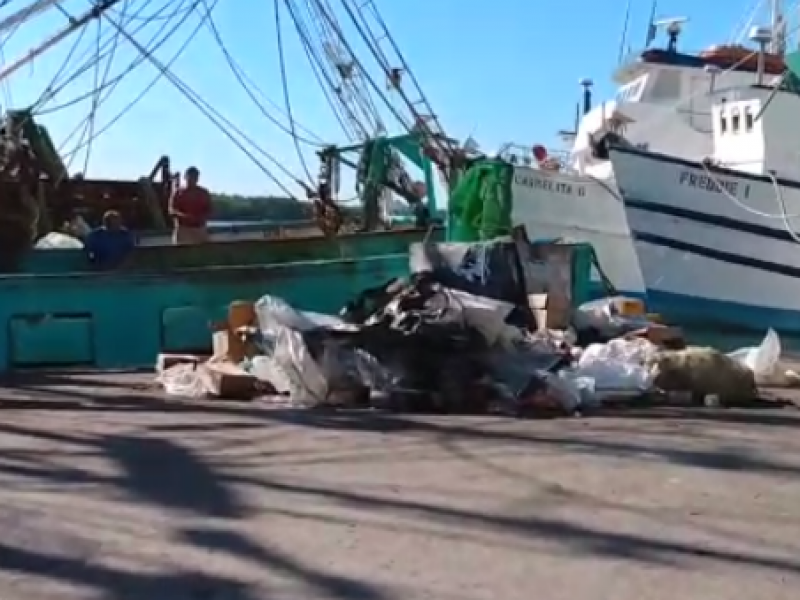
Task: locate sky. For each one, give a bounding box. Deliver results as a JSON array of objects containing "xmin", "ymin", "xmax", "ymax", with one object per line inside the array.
[{"xmin": 0, "ymin": 0, "xmax": 778, "ymax": 196}]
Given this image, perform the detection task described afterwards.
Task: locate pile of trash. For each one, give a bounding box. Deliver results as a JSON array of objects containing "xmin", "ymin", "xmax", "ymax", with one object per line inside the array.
[{"xmin": 156, "ymin": 236, "xmax": 794, "ymax": 415}]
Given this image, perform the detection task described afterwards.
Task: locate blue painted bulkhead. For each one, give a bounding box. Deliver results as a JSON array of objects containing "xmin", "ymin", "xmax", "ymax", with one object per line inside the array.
[{"xmin": 0, "ymin": 254, "xmax": 407, "ymax": 370}]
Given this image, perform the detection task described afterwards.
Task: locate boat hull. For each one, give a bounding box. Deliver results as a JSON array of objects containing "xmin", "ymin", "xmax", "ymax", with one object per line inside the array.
[
  {"xmin": 511, "ymin": 166, "xmax": 644, "ymax": 298},
  {"xmin": 610, "ymin": 145, "xmax": 800, "ymax": 333}
]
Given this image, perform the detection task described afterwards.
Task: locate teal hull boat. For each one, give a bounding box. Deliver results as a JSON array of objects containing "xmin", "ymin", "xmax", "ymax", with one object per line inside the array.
[
  {"xmin": 0, "ymin": 132, "xmax": 598, "ymax": 371},
  {"xmin": 1, "ymin": 254, "xmax": 411, "ymax": 369}
]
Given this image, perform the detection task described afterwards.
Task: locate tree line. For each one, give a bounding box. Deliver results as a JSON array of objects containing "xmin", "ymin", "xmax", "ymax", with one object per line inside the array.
[
  {"xmin": 210, "ymin": 193, "xmax": 417, "ymax": 222},
  {"xmin": 210, "ymin": 194, "xmax": 313, "ymax": 222}
]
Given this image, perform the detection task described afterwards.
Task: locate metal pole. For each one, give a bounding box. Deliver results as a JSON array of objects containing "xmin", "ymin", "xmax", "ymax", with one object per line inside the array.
[{"xmin": 0, "ymin": 0, "xmax": 123, "ymax": 83}]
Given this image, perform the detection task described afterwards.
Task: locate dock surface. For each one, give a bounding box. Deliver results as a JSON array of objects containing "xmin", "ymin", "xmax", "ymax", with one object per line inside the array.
[{"xmin": 0, "ymin": 372, "xmax": 799, "ymax": 599}]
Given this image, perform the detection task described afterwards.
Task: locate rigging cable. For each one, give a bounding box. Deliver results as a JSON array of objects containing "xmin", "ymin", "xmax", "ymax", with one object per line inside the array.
[
  {"xmin": 308, "ymin": 0, "xmax": 413, "ymax": 133},
  {"xmin": 283, "ymin": 0, "xmax": 365, "ymax": 140},
  {"xmin": 98, "ymin": 5, "xmax": 305, "ymax": 198},
  {"xmin": 82, "ymin": 0, "xmax": 129, "ymax": 166},
  {"xmin": 53, "ymin": 0, "xmax": 132, "ymax": 174},
  {"xmin": 60, "ymin": 0, "xmax": 207, "ymax": 161},
  {"xmin": 274, "ymin": 0, "xmax": 314, "ymax": 182},
  {"xmin": 33, "ymin": 3, "xmax": 92, "ymax": 109},
  {"xmin": 303, "ymin": 0, "xmax": 384, "ymax": 135},
  {"xmin": 198, "ymin": 0, "xmax": 325, "ymax": 147},
  {"xmin": 335, "ymin": 0, "xmax": 453, "ymax": 155},
  {"xmin": 33, "ymin": 0, "xmax": 196, "ymax": 115},
  {"xmin": 322, "ymin": 0, "xmax": 385, "ymax": 131},
  {"xmin": 54, "ymin": 0, "xmax": 187, "ymax": 144},
  {"xmin": 345, "ymin": 0, "xmax": 455, "ymax": 153}
]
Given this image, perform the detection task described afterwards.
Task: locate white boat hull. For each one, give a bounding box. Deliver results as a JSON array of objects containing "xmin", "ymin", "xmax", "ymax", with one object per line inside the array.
[
  {"xmin": 609, "ymin": 145, "xmax": 800, "ymax": 333},
  {"xmin": 511, "ymin": 167, "xmax": 645, "ymax": 296}
]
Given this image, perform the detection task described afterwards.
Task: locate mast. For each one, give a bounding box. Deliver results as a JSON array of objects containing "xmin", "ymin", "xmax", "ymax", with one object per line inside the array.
[{"xmin": 770, "ymin": 0, "xmax": 786, "ymax": 55}]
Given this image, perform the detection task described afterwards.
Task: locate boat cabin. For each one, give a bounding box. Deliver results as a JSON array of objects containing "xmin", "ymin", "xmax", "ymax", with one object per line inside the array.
[
  {"xmin": 566, "ymin": 19, "xmax": 786, "ymax": 178},
  {"xmin": 710, "ymin": 86, "xmax": 800, "ymax": 178}
]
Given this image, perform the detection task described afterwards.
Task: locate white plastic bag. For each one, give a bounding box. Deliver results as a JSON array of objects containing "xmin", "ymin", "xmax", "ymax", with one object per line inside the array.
[
  {"xmin": 255, "ymin": 294, "xmax": 346, "ymax": 338},
  {"xmin": 574, "ymin": 338, "xmax": 657, "ymax": 391},
  {"xmin": 445, "ymin": 288, "xmax": 514, "ymax": 346},
  {"xmin": 727, "ymin": 328, "xmax": 781, "ymax": 377},
  {"xmin": 271, "ymin": 325, "xmax": 329, "ymax": 407},
  {"xmin": 573, "ymin": 296, "xmax": 650, "ymax": 336},
  {"xmin": 255, "ymin": 295, "xmax": 318, "ymax": 337},
  {"xmin": 35, "ymin": 232, "xmax": 84, "ymax": 250},
  {"xmin": 249, "ymin": 355, "xmax": 292, "ymax": 394},
  {"xmin": 540, "ymin": 370, "xmax": 582, "ymax": 412},
  {"xmin": 157, "ymin": 363, "xmax": 207, "ymax": 398}
]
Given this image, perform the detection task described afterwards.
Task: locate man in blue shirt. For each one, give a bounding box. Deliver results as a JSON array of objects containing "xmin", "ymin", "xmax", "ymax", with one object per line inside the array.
[{"xmin": 85, "ymin": 210, "xmax": 135, "ymax": 268}]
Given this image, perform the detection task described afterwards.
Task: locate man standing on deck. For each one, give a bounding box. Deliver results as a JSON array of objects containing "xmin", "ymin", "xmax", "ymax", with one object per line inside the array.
[
  {"xmin": 170, "ymin": 166, "xmax": 211, "ymax": 245},
  {"xmin": 85, "ymin": 210, "xmax": 135, "ymax": 269}
]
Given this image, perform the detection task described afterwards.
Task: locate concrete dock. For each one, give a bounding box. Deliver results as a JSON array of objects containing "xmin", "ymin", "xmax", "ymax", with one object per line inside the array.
[{"xmin": 0, "ymin": 371, "xmax": 799, "ymax": 599}]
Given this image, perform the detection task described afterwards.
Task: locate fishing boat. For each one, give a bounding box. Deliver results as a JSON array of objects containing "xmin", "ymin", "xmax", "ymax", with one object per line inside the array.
[
  {"xmin": 607, "ymin": 25, "xmax": 800, "ymax": 334},
  {"xmin": 508, "ymin": 0, "xmax": 789, "ymax": 299},
  {"xmin": 0, "ymin": 0, "xmax": 601, "ymax": 370},
  {"xmin": 0, "ymin": 0, "xmax": 451, "ymax": 366}
]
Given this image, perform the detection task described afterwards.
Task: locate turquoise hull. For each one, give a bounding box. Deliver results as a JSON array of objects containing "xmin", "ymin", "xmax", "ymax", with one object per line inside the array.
[
  {"xmin": 0, "ymin": 254, "xmax": 409, "ymax": 370},
  {"xmin": 0, "ymin": 224, "xmax": 598, "ymax": 371}
]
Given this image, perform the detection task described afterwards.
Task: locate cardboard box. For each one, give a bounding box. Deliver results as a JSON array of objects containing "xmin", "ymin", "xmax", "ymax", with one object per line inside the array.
[
  {"xmin": 198, "ymin": 362, "xmax": 263, "ymax": 400},
  {"xmin": 529, "ymin": 293, "xmax": 572, "ymax": 330},
  {"xmin": 155, "ymin": 353, "xmax": 207, "ymax": 373},
  {"xmin": 626, "ymin": 324, "xmax": 685, "ymax": 349},
  {"xmin": 211, "ymin": 328, "xmax": 250, "ymax": 363}
]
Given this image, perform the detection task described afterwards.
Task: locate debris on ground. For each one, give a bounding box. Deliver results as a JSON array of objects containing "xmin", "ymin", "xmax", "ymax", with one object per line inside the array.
[{"xmin": 154, "ymin": 234, "xmax": 794, "ymax": 415}]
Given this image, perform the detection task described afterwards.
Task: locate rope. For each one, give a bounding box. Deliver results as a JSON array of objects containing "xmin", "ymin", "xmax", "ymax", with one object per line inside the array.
[
  {"xmin": 699, "ymin": 160, "xmax": 800, "ymax": 244},
  {"xmin": 99, "ymin": 4, "xmax": 303, "ymax": 199},
  {"xmin": 199, "ymin": 0, "xmax": 327, "ymax": 148},
  {"xmin": 273, "ymin": 0, "xmax": 314, "ymax": 183}
]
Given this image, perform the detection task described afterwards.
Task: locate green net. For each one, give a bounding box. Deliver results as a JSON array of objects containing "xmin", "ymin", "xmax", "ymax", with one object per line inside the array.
[{"xmin": 447, "ymin": 158, "xmax": 513, "ymax": 241}]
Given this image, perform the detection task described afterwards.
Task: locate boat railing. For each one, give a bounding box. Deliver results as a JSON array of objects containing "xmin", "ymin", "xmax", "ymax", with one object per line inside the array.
[{"xmin": 499, "ymin": 143, "xmax": 571, "ymax": 172}]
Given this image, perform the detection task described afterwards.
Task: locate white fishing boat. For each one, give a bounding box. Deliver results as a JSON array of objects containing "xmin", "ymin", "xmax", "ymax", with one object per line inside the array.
[
  {"xmin": 608, "ymin": 23, "xmax": 800, "ymax": 333},
  {"xmin": 507, "ymin": 2, "xmax": 787, "ymax": 298}
]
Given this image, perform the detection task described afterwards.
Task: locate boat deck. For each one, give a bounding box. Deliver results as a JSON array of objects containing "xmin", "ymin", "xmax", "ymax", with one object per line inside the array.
[{"xmin": 0, "ymin": 370, "xmax": 799, "ymax": 599}]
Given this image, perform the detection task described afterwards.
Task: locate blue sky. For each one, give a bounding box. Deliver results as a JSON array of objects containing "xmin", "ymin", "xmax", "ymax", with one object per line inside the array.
[{"xmin": 0, "ymin": 0, "xmax": 774, "ymax": 195}]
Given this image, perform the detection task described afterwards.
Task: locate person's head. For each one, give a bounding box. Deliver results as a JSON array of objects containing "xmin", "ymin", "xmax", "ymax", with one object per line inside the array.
[
  {"xmin": 185, "ymin": 166, "xmax": 200, "ymax": 188},
  {"xmin": 102, "ymin": 210, "xmax": 122, "ymax": 230}
]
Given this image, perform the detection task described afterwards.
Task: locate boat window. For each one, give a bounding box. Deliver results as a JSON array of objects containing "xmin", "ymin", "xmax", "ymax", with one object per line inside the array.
[
  {"xmin": 647, "ymin": 70, "xmax": 682, "ymax": 101},
  {"xmin": 731, "ymin": 110, "xmax": 741, "ymax": 133},
  {"xmin": 745, "ymin": 108, "xmax": 754, "ymax": 131},
  {"xmin": 615, "ymin": 75, "xmax": 647, "ymax": 102},
  {"xmin": 720, "ymin": 114, "xmax": 727, "ymax": 134}
]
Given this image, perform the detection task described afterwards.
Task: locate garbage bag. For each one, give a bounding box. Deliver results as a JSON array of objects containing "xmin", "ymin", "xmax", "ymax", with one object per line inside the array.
[
  {"xmin": 575, "ymin": 338, "xmax": 658, "ymax": 391},
  {"xmin": 409, "ymin": 238, "xmax": 528, "ymax": 306},
  {"xmin": 255, "ymin": 294, "xmax": 345, "ymax": 338},
  {"xmin": 727, "ymin": 328, "xmax": 781, "ymax": 380},
  {"xmin": 157, "ymin": 363, "xmax": 207, "ymax": 398},
  {"xmin": 271, "ymin": 325, "xmax": 330, "ymax": 407}
]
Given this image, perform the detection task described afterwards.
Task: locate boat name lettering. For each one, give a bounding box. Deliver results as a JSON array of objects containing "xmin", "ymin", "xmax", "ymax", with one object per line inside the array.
[
  {"xmin": 678, "ymin": 170, "xmax": 744, "ymax": 196},
  {"xmin": 514, "ymin": 174, "xmax": 586, "ymax": 196}
]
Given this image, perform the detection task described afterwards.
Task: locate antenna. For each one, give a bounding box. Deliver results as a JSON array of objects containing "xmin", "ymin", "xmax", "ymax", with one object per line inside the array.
[
  {"xmin": 653, "ymin": 16, "xmax": 689, "ymax": 30},
  {"xmin": 644, "ymin": 0, "xmax": 658, "ymax": 47},
  {"xmin": 654, "ymin": 17, "xmax": 689, "ymax": 52},
  {"xmin": 616, "ymin": 0, "xmax": 631, "ymax": 64}
]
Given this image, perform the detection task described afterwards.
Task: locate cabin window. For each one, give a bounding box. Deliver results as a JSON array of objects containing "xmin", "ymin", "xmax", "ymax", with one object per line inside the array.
[
  {"xmin": 615, "ymin": 75, "xmax": 647, "ymax": 102},
  {"xmin": 719, "ymin": 114, "xmax": 727, "ymax": 134},
  {"xmin": 731, "ymin": 110, "xmax": 741, "ymax": 133},
  {"xmin": 745, "ymin": 108, "xmax": 754, "ymax": 132},
  {"xmin": 648, "ymin": 70, "xmax": 682, "ymax": 101}
]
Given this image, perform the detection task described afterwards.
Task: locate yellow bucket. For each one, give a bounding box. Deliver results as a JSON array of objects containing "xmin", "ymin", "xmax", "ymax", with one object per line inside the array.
[{"xmin": 616, "ymin": 298, "xmax": 645, "ymax": 316}]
